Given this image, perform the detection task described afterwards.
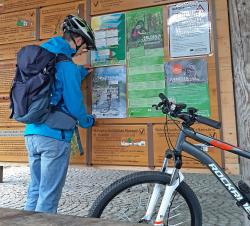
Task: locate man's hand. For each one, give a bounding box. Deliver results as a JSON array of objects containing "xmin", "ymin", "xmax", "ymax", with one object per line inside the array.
[{"xmin": 84, "ymin": 64, "xmax": 94, "ymax": 74}]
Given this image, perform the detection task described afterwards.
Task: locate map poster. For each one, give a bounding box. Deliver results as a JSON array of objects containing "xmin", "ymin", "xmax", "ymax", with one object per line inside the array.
[
  {"xmin": 91, "ymin": 13, "xmax": 125, "ymax": 67},
  {"xmin": 165, "ymin": 58, "xmax": 210, "ymax": 117},
  {"xmin": 126, "ymin": 6, "xmax": 165, "ymax": 117},
  {"xmin": 169, "ymin": 0, "xmax": 211, "ymax": 57},
  {"xmin": 92, "ymin": 66, "xmax": 126, "ymax": 118}
]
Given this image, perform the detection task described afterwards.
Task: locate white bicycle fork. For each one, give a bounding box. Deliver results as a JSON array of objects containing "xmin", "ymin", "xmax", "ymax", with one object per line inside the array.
[{"xmin": 140, "ymin": 168, "xmax": 184, "ymax": 226}]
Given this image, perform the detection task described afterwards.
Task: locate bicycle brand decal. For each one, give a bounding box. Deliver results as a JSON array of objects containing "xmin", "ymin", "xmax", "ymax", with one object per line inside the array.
[
  {"xmin": 209, "ymin": 140, "xmax": 234, "ymax": 151},
  {"xmin": 208, "ymin": 163, "xmax": 250, "ymax": 214}
]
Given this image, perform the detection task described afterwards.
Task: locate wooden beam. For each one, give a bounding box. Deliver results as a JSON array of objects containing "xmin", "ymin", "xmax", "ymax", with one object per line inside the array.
[{"xmin": 228, "ymin": 0, "xmax": 250, "ymax": 224}]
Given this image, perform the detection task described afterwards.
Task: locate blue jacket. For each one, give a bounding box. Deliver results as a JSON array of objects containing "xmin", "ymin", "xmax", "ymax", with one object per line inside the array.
[{"xmin": 25, "ymin": 36, "xmax": 94, "ymax": 142}]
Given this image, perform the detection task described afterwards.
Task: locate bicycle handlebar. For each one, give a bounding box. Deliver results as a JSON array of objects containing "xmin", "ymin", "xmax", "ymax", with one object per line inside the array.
[{"xmin": 154, "ymin": 93, "xmax": 221, "ymax": 129}]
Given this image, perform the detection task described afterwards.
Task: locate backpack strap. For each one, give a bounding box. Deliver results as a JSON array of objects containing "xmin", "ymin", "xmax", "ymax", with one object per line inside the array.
[{"xmin": 56, "ymin": 54, "xmax": 72, "ymax": 63}]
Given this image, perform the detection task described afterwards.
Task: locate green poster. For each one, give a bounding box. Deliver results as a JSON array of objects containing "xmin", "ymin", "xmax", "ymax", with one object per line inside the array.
[
  {"xmin": 91, "ymin": 13, "xmax": 125, "ymax": 67},
  {"xmin": 165, "ymin": 59, "xmax": 211, "ymax": 117},
  {"xmin": 126, "ymin": 6, "xmax": 165, "ymax": 117}
]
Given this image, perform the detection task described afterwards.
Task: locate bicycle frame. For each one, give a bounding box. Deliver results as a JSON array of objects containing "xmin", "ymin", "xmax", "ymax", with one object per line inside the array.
[{"xmin": 145, "ymin": 125, "xmax": 250, "ymax": 226}]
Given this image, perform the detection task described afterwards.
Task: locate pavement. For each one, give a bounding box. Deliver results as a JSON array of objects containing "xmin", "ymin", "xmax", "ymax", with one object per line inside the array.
[{"xmin": 0, "ymin": 165, "xmax": 246, "ymax": 226}]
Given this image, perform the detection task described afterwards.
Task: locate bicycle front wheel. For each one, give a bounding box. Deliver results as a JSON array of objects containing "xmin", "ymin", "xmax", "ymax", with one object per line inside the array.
[{"xmin": 89, "ymin": 171, "xmax": 202, "ymax": 226}]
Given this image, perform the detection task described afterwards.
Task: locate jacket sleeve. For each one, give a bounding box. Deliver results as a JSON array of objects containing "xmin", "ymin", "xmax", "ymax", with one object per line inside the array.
[{"xmin": 60, "ymin": 62, "xmax": 95, "ymax": 128}]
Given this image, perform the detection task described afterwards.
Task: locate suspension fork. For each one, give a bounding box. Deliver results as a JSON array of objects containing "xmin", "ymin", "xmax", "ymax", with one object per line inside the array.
[{"xmin": 140, "ymin": 151, "xmax": 184, "ymax": 224}]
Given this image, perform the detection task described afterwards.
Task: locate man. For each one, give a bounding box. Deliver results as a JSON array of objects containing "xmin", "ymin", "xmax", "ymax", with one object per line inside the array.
[{"xmin": 24, "ymin": 15, "xmax": 96, "ymax": 213}]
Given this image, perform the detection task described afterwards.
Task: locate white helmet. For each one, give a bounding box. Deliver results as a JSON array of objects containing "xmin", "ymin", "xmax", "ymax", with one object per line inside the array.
[{"xmin": 63, "ymin": 15, "xmax": 97, "ymax": 51}]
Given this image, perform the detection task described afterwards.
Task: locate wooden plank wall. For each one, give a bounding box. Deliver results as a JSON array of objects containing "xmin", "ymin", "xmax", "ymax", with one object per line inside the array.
[{"xmin": 0, "ymin": 0, "xmax": 238, "ymax": 173}]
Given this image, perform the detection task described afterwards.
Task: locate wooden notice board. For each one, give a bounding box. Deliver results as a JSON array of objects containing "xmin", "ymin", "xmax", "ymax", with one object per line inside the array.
[
  {"xmin": 0, "ymin": 60, "xmax": 15, "ymax": 94},
  {"xmin": 0, "ymin": 0, "xmax": 78, "ymax": 14},
  {"xmin": 92, "ymin": 125, "xmax": 148, "ymax": 166},
  {"xmin": 153, "ymin": 123, "xmax": 222, "ymax": 168},
  {"xmin": 0, "ymin": 41, "xmax": 43, "ymax": 61},
  {"xmin": 40, "ymin": 1, "xmax": 85, "ymax": 40},
  {"xmin": 91, "ymin": 0, "xmax": 186, "ymax": 15},
  {"xmin": 0, "ymin": 102, "xmax": 23, "ymax": 127},
  {"xmin": 0, "ymin": 129, "xmax": 27, "ymax": 162},
  {"xmin": 0, "ymin": 9, "xmax": 37, "ymax": 44}
]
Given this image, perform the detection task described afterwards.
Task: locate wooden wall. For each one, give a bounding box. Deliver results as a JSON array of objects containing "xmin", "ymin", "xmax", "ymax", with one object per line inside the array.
[{"xmin": 0, "ymin": 0, "xmax": 238, "ymax": 173}]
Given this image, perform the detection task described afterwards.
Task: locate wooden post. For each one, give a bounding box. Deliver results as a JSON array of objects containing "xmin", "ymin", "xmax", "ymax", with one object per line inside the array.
[
  {"xmin": 228, "ymin": 0, "xmax": 250, "ymax": 224},
  {"xmin": 0, "ymin": 166, "xmax": 3, "ymax": 183}
]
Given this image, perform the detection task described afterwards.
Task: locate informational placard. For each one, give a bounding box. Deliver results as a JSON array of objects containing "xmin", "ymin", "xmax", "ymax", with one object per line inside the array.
[
  {"xmin": 0, "ymin": 0, "xmax": 78, "ymax": 13},
  {"xmin": 0, "ymin": 137, "xmax": 27, "ymax": 162},
  {"xmin": 165, "ymin": 58, "xmax": 210, "ymax": 117},
  {"xmin": 40, "ymin": 1, "xmax": 85, "ymax": 40},
  {"xmin": 0, "ymin": 60, "xmax": 16, "ymax": 93},
  {"xmin": 127, "ymin": 6, "xmax": 165, "ymax": 117},
  {"xmin": 0, "ymin": 102, "xmax": 22, "ymax": 127},
  {"xmin": 92, "ymin": 66, "xmax": 126, "ymax": 118},
  {"xmin": 168, "ymin": 0, "xmax": 211, "ymax": 57},
  {"xmin": 0, "ymin": 9, "xmax": 37, "ymax": 44},
  {"xmin": 153, "ymin": 123, "xmax": 222, "ymax": 168},
  {"xmin": 91, "ymin": 0, "xmax": 186, "ymax": 16},
  {"xmin": 0, "ymin": 41, "xmax": 43, "ymax": 61},
  {"xmin": 91, "ymin": 13, "xmax": 125, "ymax": 67},
  {"xmin": 92, "ymin": 125, "xmax": 148, "ymax": 166}
]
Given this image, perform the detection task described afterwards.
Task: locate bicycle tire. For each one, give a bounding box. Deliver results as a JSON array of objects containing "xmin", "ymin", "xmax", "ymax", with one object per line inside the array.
[{"xmin": 89, "ymin": 171, "xmax": 202, "ymax": 226}]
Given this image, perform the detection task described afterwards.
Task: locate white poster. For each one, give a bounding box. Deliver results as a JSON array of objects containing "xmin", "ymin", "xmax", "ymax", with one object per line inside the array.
[{"xmin": 169, "ymin": 0, "xmax": 211, "ymax": 57}]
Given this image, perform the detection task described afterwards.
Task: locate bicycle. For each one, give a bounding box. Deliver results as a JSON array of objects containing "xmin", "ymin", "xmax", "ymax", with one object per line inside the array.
[{"xmin": 89, "ymin": 93, "xmax": 250, "ymax": 226}]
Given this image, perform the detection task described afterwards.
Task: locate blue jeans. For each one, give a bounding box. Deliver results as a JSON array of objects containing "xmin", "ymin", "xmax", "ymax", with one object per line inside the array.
[{"xmin": 24, "ymin": 135, "xmax": 71, "ymax": 213}]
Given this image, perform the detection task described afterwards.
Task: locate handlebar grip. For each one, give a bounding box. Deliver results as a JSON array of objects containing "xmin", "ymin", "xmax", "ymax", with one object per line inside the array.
[
  {"xmin": 159, "ymin": 93, "xmax": 168, "ymax": 102},
  {"xmin": 196, "ymin": 115, "xmax": 221, "ymax": 129}
]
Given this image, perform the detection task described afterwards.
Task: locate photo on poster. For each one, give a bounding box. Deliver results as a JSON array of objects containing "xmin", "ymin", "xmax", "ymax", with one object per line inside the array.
[
  {"xmin": 165, "ymin": 58, "xmax": 211, "ymax": 117},
  {"xmin": 91, "ymin": 13, "xmax": 125, "ymax": 67},
  {"xmin": 168, "ymin": 0, "xmax": 211, "ymax": 57},
  {"xmin": 126, "ymin": 6, "xmax": 164, "ymax": 59},
  {"xmin": 92, "ymin": 66, "xmax": 127, "ymax": 118}
]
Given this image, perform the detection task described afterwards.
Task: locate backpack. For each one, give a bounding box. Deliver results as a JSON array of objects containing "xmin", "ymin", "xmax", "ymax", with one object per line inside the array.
[{"xmin": 9, "ymin": 45, "xmax": 70, "ymax": 124}]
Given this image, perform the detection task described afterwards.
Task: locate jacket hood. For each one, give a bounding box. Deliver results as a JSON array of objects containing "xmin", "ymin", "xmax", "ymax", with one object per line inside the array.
[{"xmin": 41, "ymin": 36, "xmax": 76, "ymax": 58}]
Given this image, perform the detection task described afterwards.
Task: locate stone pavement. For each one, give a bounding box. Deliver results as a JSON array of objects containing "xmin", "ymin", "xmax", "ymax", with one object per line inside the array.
[{"xmin": 0, "ymin": 165, "xmax": 245, "ymax": 226}]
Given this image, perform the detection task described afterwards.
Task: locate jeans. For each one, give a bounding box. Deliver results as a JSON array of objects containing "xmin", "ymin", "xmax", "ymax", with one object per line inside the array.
[{"xmin": 24, "ymin": 135, "xmax": 71, "ymax": 213}]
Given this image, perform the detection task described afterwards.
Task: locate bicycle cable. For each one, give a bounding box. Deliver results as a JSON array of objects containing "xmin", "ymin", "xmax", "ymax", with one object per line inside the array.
[{"xmin": 164, "ymin": 115, "xmax": 204, "ymax": 163}]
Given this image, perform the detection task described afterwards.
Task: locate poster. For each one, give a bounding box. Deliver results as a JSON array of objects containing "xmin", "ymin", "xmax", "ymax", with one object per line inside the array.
[
  {"xmin": 169, "ymin": 0, "xmax": 211, "ymax": 57},
  {"xmin": 92, "ymin": 125, "xmax": 148, "ymax": 166},
  {"xmin": 165, "ymin": 58, "xmax": 210, "ymax": 117},
  {"xmin": 91, "ymin": 13, "xmax": 125, "ymax": 66},
  {"xmin": 126, "ymin": 6, "xmax": 165, "ymax": 117},
  {"xmin": 92, "ymin": 66, "xmax": 126, "ymax": 118}
]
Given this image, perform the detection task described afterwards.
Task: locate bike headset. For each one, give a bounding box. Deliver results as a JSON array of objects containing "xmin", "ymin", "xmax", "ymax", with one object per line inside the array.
[{"xmin": 62, "ymin": 15, "xmax": 97, "ymax": 53}]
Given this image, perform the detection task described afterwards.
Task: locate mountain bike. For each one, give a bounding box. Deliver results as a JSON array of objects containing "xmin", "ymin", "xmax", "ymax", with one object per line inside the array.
[{"xmin": 89, "ymin": 93, "xmax": 250, "ymax": 226}]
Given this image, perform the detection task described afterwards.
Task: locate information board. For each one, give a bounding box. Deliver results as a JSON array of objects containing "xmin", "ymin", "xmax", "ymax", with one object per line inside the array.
[
  {"xmin": 153, "ymin": 123, "xmax": 222, "ymax": 167},
  {"xmin": 0, "ymin": 0, "xmax": 78, "ymax": 13},
  {"xmin": 0, "ymin": 102, "xmax": 22, "ymax": 127},
  {"xmin": 91, "ymin": 0, "xmax": 186, "ymax": 15},
  {"xmin": 0, "ymin": 137, "xmax": 27, "ymax": 162},
  {"xmin": 92, "ymin": 125, "xmax": 148, "ymax": 166},
  {"xmin": 0, "ymin": 60, "xmax": 16, "ymax": 93},
  {"xmin": 0, "ymin": 41, "xmax": 42, "ymax": 61},
  {"xmin": 0, "ymin": 9, "xmax": 37, "ymax": 44},
  {"xmin": 40, "ymin": 1, "xmax": 85, "ymax": 39}
]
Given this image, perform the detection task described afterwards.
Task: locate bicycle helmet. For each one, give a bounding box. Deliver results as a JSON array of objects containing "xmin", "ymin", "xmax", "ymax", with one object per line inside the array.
[{"xmin": 63, "ymin": 15, "xmax": 97, "ymax": 51}]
